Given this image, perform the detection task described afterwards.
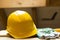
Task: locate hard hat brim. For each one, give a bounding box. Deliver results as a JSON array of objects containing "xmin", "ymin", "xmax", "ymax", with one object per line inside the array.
[{"xmin": 7, "ymin": 25, "xmax": 37, "ymax": 39}]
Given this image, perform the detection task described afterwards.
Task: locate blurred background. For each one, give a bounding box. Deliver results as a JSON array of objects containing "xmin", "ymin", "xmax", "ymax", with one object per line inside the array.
[{"xmin": 0, "ymin": 0, "xmax": 60, "ymax": 30}]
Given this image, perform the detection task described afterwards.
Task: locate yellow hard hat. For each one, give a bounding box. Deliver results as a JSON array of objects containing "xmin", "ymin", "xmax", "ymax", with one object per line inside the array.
[
  {"xmin": 6, "ymin": 10, "xmax": 37, "ymax": 38},
  {"xmin": 54, "ymin": 28, "xmax": 60, "ymax": 32}
]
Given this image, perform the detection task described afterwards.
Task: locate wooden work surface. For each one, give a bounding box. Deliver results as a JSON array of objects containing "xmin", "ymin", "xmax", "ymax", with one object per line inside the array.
[
  {"xmin": 0, "ymin": 30, "xmax": 60, "ymax": 40},
  {"xmin": 0, "ymin": 37, "xmax": 60, "ymax": 40},
  {"xmin": 0, "ymin": 30, "xmax": 40, "ymax": 40},
  {"xmin": 0, "ymin": 37, "xmax": 40, "ymax": 40}
]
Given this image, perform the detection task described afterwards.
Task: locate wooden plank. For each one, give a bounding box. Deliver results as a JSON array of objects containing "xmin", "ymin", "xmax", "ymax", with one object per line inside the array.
[
  {"xmin": 0, "ymin": 0, "xmax": 46, "ymax": 8},
  {"xmin": 0, "ymin": 9, "xmax": 7, "ymax": 30},
  {"xmin": 0, "ymin": 0, "xmax": 60, "ymax": 8},
  {"xmin": 31, "ymin": 8, "xmax": 38, "ymax": 27},
  {"xmin": 0, "ymin": 37, "xmax": 40, "ymax": 40},
  {"xmin": 48, "ymin": 0, "xmax": 60, "ymax": 6}
]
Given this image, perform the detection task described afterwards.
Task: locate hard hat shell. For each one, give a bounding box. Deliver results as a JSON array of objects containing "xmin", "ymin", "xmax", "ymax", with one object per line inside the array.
[
  {"xmin": 7, "ymin": 10, "xmax": 37, "ymax": 38},
  {"xmin": 54, "ymin": 28, "xmax": 60, "ymax": 32}
]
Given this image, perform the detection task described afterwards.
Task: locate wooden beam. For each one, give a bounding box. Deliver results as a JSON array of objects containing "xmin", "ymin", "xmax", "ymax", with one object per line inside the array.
[
  {"xmin": 0, "ymin": 9, "xmax": 7, "ymax": 30},
  {"xmin": 0, "ymin": 0, "xmax": 46, "ymax": 8},
  {"xmin": 31, "ymin": 8, "xmax": 38, "ymax": 27}
]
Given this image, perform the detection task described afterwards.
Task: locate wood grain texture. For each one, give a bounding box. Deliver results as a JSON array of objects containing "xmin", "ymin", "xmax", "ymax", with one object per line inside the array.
[
  {"xmin": 0, "ymin": 37, "xmax": 40, "ymax": 40},
  {"xmin": 31, "ymin": 8, "xmax": 38, "ymax": 27},
  {"xmin": 0, "ymin": 9, "xmax": 7, "ymax": 30},
  {"xmin": 0, "ymin": 37, "xmax": 60, "ymax": 40},
  {"xmin": 48, "ymin": 0, "xmax": 60, "ymax": 6},
  {"xmin": 0, "ymin": 0, "xmax": 46, "ymax": 8}
]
